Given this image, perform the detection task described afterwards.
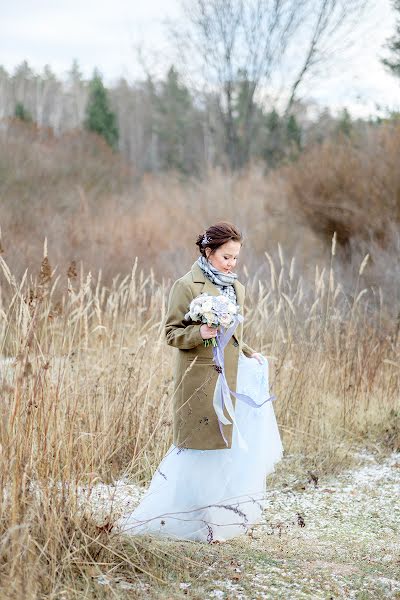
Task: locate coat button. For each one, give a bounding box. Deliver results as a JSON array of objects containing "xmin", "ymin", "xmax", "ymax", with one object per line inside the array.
[{"xmin": 233, "ymin": 340, "xmax": 239, "ymax": 347}]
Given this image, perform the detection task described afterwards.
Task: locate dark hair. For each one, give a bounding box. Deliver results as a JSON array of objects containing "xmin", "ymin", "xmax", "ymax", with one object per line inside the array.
[{"xmin": 195, "ymin": 221, "xmax": 243, "ymax": 258}]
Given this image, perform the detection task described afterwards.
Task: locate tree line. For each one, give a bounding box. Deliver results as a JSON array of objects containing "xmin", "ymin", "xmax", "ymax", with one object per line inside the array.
[
  {"xmin": 0, "ymin": 0, "xmax": 399, "ymax": 175},
  {"xmin": 0, "ymin": 59, "xmax": 363, "ymax": 174}
]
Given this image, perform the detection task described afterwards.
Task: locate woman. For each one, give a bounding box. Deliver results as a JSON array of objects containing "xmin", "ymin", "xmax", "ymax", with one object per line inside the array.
[{"xmin": 117, "ymin": 222, "xmax": 283, "ymax": 543}]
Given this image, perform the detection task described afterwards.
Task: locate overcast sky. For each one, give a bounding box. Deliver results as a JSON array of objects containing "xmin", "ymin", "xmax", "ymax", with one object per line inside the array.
[{"xmin": 1, "ymin": 0, "xmax": 399, "ymax": 118}]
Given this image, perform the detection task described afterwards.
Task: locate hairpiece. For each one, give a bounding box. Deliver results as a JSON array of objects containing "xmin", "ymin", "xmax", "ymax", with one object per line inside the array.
[{"xmin": 201, "ymin": 234, "xmax": 212, "ymax": 246}]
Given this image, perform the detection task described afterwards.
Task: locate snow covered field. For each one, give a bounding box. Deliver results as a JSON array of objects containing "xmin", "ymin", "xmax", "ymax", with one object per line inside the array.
[{"xmin": 76, "ymin": 451, "xmax": 400, "ymax": 599}]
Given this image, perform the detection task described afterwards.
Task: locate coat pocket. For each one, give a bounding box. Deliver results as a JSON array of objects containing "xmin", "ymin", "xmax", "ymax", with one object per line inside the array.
[{"xmin": 185, "ymin": 356, "xmax": 215, "ymax": 365}]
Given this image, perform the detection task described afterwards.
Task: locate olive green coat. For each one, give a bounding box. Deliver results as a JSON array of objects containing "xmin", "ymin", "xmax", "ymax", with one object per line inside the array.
[{"xmin": 164, "ymin": 261, "xmax": 257, "ymax": 450}]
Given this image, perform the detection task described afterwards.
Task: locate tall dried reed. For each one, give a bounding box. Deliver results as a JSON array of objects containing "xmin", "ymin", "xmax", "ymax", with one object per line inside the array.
[{"xmin": 0, "ymin": 237, "xmax": 398, "ymax": 597}]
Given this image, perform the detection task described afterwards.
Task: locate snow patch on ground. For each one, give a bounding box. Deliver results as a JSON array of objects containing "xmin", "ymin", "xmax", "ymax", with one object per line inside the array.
[{"xmin": 74, "ymin": 450, "xmax": 400, "ymax": 598}]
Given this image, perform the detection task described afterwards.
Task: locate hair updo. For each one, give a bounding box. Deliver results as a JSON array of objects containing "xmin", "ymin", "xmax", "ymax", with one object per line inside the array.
[{"xmin": 195, "ymin": 221, "xmax": 243, "ymax": 258}]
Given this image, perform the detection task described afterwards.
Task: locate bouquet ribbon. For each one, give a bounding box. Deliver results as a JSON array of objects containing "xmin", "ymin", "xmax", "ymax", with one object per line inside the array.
[{"xmin": 211, "ymin": 314, "xmax": 276, "ymax": 451}]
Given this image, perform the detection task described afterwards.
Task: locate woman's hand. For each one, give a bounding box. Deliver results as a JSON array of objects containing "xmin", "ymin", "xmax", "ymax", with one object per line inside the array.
[
  {"xmin": 249, "ymin": 352, "xmax": 263, "ymax": 364},
  {"xmin": 200, "ymin": 324, "xmax": 218, "ymax": 340}
]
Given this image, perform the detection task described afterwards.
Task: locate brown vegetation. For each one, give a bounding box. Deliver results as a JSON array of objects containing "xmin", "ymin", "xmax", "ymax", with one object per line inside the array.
[
  {"xmin": 0, "ymin": 238, "xmax": 399, "ymax": 596},
  {"xmin": 285, "ymin": 122, "xmax": 400, "ymax": 256},
  {"xmin": 2, "ymin": 119, "xmax": 400, "ymax": 297},
  {"xmin": 0, "ymin": 118, "xmax": 399, "ymax": 597}
]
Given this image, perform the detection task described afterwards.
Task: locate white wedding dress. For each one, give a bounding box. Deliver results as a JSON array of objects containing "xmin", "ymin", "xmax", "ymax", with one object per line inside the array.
[{"xmin": 117, "ymin": 351, "xmax": 283, "ymax": 543}]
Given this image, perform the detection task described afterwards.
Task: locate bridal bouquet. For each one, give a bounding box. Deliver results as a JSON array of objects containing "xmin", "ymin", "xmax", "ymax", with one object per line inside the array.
[{"xmin": 184, "ymin": 292, "xmax": 240, "ymax": 347}]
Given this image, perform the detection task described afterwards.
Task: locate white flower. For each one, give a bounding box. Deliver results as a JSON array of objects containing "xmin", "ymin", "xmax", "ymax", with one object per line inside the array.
[
  {"xmin": 227, "ymin": 303, "xmax": 237, "ymax": 314},
  {"xmin": 191, "ymin": 305, "xmax": 201, "ymax": 317},
  {"xmin": 204, "ymin": 311, "xmax": 216, "ymax": 325},
  {"xmin": 220, "ymin": 314, "xmax": 232, "ymax": 327},
  {"xmin": 201, "ymin": 300, "xmax": 213, "ymax": 313}
]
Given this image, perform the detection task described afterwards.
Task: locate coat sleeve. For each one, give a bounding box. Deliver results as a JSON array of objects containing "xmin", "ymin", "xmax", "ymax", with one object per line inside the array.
[
  {"xmin": 165, "ymin": 279, "xmax": 205, "ymax": 349},
  {"xmin": 241, "ymin": 341, "xmax": 257, "ymax": 357}
]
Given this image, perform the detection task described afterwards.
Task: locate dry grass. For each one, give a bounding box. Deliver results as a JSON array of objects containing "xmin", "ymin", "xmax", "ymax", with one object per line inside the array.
[
  {"xmin": 0, "ymin": 238, "xmax": 399, "ymax": 597},
  {"xmin": 0, "ymin": 117, "xmax": 399, "ymax": 597}
]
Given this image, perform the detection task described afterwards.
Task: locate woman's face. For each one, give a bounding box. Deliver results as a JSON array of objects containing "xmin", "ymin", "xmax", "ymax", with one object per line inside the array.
[{"xmin": 205, "ymin": 240, "xmax": 241, "ymax": 273}]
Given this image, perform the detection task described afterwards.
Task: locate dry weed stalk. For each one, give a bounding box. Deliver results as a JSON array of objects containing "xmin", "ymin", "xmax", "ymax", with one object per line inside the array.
[{"xmin": 0, "ymin": 249, "xmax": 398, "ymax": 597}]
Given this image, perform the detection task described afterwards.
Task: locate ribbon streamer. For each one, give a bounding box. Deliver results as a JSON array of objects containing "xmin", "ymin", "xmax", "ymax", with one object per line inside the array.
[{"xmin": 211, "ymin": 314, "xmax": 276, "ymax": 451}]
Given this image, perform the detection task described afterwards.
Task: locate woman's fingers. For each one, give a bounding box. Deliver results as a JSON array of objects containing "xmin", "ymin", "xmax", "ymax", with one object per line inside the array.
[
  {"xmin": 200, "ymin": 324, "xmax": 218, "ymax": 339},
  {"xmin": 250, "ymin": 352, "xmax": 263, "ymax": 364}
]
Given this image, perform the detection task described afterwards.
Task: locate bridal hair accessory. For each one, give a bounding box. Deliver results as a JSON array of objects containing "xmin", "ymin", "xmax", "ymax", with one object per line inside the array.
[{"xmin": 201, "ymin": 234, "xmax": 212, "ymax": 246}]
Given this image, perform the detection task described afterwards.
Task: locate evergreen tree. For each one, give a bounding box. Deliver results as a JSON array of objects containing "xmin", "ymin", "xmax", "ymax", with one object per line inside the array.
[
  {"xmin": 286, "ymin": 114, "xmax": 302, "ymax": 148},
  {"xmin": 381, "ymin": 0, "xmax": 400, "ymax": 79},
  {"xmin": 14, "ymin": 102, "xmax": 32, "ymax": 122},
  {"xmin": 84, "ymin": 70, "xmax": 119, "ymax": 149},
  {"xmin": 155, "ymin": 66, "xmax": 192, "ymax": 172},
  {"xmin": 262, "ymin": 108, "xmax": 286, "ymax": 167},
  {"xmin": 233, "ymin": 69, "xmax": 257, "ymax": 167},
  {"xmin": 336, "ymin": 108, "xmax": 353, "ymax": 137}
]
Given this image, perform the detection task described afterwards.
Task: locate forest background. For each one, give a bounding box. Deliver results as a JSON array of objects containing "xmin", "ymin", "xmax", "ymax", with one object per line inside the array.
[
  {"xmin": 0, "ymin": 1, "xmax": 400, "ymax": 597},
  {"xmin": 0, "ymin": 0, "xmax": 399, "ymax": 290}
]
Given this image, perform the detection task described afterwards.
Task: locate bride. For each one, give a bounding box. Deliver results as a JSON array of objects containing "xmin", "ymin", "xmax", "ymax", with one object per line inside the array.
[{"xmin": 117, "ymin": 221, "xmax": 283, "ymax": 543}]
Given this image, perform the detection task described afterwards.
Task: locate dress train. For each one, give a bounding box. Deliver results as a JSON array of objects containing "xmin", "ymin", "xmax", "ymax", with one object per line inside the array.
[{"xmin": 117, "ymin": 351, "xmax": 283, "ymax": 543}]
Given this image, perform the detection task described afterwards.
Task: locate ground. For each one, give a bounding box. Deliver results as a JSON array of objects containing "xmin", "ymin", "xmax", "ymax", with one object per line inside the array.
[{"xmin": 78, "ymin": 450, "xmax": 400, "ymax": 599}]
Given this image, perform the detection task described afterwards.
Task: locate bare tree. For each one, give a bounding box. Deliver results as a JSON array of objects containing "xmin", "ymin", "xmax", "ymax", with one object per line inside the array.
[
  {"xmin": 169, "ymin": 0, "xmax": 369, "ymax": 169},
  {"xmin": 285, "ymin": 0, "xmax": 369, "ymax": 115}
]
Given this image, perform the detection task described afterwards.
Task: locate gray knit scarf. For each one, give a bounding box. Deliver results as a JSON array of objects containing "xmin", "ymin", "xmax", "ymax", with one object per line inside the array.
[{"xmin": 196, "ymin": 255, "xmax": 238, "ymax": 304}]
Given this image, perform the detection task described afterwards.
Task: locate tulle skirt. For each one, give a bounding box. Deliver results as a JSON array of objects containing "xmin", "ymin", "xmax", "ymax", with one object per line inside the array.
[{"xmin": 117, "ymin": 351, "xmax": 283, "ymax": 543}]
